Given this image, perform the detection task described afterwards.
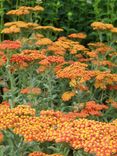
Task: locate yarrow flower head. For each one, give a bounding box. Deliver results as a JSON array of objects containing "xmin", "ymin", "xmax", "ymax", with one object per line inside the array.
[{"xmin": 0, "ymin": 40, "xmax": 21, "ymax": 50}]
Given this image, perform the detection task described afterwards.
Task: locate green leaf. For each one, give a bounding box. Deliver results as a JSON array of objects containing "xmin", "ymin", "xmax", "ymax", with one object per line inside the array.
[{"xmin": 0, "ymin": 146, "xmax": 5, "ymax": 156}]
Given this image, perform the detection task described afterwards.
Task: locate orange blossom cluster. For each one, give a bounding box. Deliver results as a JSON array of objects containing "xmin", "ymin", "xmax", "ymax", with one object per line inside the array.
[
  {"xmin": 0, "ymin": 105, "xmax": 117, "ymax": 156},
  {"xmin": 6, "ymin": 5, "xmax": 44, "ymax": 16},
  {"xmin": 0, "ymin": 40, "xmax": 21, "ymax": 50},
  {"xmin": 28, "ymin": 152, "xmax": 63, "ymax": 156}
]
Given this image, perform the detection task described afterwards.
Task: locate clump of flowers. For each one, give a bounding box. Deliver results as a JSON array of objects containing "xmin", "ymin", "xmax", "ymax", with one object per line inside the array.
[
  {"xmin": 20, "ymin": 87, "xmax": 41, "ymax": 95},
  {"xmin": 10, "ymin": 49, "xmax": 45, "ymax": 69},
  {"xmin": 34, "ymin": 25, "xmax": 63, "ymax": 32},
  {"xmin": 68, "ymin": 32, "xmax": 87, "ymax": 39},
  {"xmin": 94, "ymin": 71, "xmax": 117, "ymax": 89},
  {"xmin": 56, "ymin": 62, "xmax": 94, "ymax": 83},
  {"xmin": 0, "ymin": 5, "xmax": 117, "ymax": 155},
  {"xmin": 28, "ymin": 152, "xmax": 63, "ymax": 156},
  {"xmin": 36, "ymin": 38, "xmax": 53, "ymax": 46},
  {"xmin": 2, "ymin": 21, "xmax": 39, "ymax": 34},
  {"xmin": 0, "ymin": 105, "xmax": 116, "ymax": 156},
  {"xmin": 12, "ymin": 105, "xmax": 36, "ymax": 116},
  {"xmin": 91, "ymin": 22, "xmax": 113, "ymax": 31},
  {"xmin": 73, "ymin": 101, "xmax": 108, "ymax": 117},
  {"xmin": 6, "ymin": 5, "xmax": 44, "ymax": 16},
  {"xmin": 1, "ymin": 25, "xmax": 21, "ymax": 34},
  {"xmin": 61, "ymin": 91, "xmax": 75, "ymax": 101},
  {"xmin": 0, "ymin": 40, "xmax": 21, "ymax": 50}
]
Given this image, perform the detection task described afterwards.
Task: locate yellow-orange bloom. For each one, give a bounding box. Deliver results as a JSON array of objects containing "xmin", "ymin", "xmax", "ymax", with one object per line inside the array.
[
  {"xmin": 91, "ymin": 22, "xmax": 113, "ymax": 30},
  {"xmin": 1, "ymin": 25, "xmax": 20, "ymax": 34},
  {"xmin": 68, "ymin": 32, "xmax": 87, "ymax": 39},
  {"xmin": 34, "ymin": 25, "xmax": 63, "ymax": 32},
  {"xmin": 28, "ymin": 151, "xmax": 63, "ymax": 156},
  {"xmin": 111, "ymin": 27, "xmax": 117, "ymax": 33},
  {"xmin": 36, "ymin": 38, "xmax": 53, "ymax": 46},
  {"xmin": 61, "ymin": 91, "xmax": 75, "ymax": 101},
  {"xmin": 6, "ymin": 5, "xmax": 44, "ymax": 16}
]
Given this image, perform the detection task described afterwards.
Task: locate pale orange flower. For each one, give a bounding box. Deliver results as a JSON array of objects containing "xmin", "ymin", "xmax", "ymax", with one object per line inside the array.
[
  {"xmin": 20, "ymin": 87, "xmax": 41, "ymax": 95},
  {"xmin": 34, "ymin": 25, "xmax": 63, "ymax": 32},
  {"xmin": 111, "ymin": 27, "xmax": 117, "ymax": 33},
  {"xmin": 91, "ymin": 22, "xmax": 113, "ymax": 30},
  {"xmin": 2, "ymin": 25, "xmax": 20, "ymax": 34},
  {"xmin": 68, "ymin": 32, "xmax": 87, "ymax": 39},
  {"xmin": 36, "ymin": 38, "xmax": 53, "ymax": 46},
  {"xmin": 61, "ymin": 91, "xmax": 75, "ymax": 101}
]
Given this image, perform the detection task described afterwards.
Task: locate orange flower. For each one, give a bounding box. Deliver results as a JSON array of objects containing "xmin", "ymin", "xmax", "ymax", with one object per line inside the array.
[
  {"xmin": 28, "ymin": 152, "xmax": 63, "ymax": 156},
  {"xmin": 20, "ymin": 87, "xmax": 41, "ymax": 95},
  {"xmin": 4, "ymin": 21, "xmax": 28, "ymax": 28},
  {"xmin": 47, "ymin": 44, "xmax": 65, "ymax": 55},
  {"xmin": 73, "ymin": 101, "xmax": 108, "ymax": 117},
  {"xmin": 86, "ymin": 51, "xmax": 98, "ymax": 58},
  {"xmin": 0, "ymin": 40, "xmax": 21, "ymax": 50},
  {"xmin": 56, "ymin": 62, "xmax": 94, "ymax": 81},
  {"xmin": 68, "ymin": 32, "xmax": 87, "ymax": 39},
  {"xmin": 34, "ymin": 25, "xmax": 63, "ymax": 32},
  {"xmin": 36, "ymin": 66, "xmax": 47, "ymax": 73},
  {"xmin": 31, "ymin": 5, "xmax": 44, "ymax": 12},
  {"xmin": 36, "ymin": 38, "xmax": 53, "ymax": 46},
  {"xmin": 94, "ymin": 71, "xmax": 117, "ymax": 89},
  {"xmin": 1, "ymin": 25, "xmax": 21, "ymax": 34},
  {"xmin": 69, "ymin": 79, "xmax": 88, "ymax": 91},
  {"xmin": 88, "ymin": 42, "xmax": 106, "ymax": 48},
  {"xmin": 6, "ymin": 5, "xmax": 44, "ymax": 16},
  {"xmin": 1, "ymin": 101, "xmax": 10, "ymax": 107},
  {"xmin": 61, "ymin": 91, "xmax": 75, "ymax": 101},
  {"xmin": 111, "ymin": 27, "xmax": 117, "ymax": 33},
  {"xmin": 91, "ymin": 22, "xmax": 113, "ymax": 30},
  {"xmin": 95, "ymin": 46, "xmax": 113, "ymax": 54},
  {"xmin": 0, "ymin": 105, "xmax": 116, "ymax": 156}
]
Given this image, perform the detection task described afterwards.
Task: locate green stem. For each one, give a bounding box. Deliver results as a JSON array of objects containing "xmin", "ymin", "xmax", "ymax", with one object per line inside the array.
[
  {"xmin": 98, "ymin": 31, "xmax": 103, "ymax": 42},
  {"xmin": 47, "ymin": 70, "xmax": 54, "ymax": 108},
  {"xmin": 0, "ymin": 0, "xmax": 4, "ymax": 41},
  {"xmin": 16, "ymin": 0, "xmax": 19, "ymax": 9},
  {"xmin": 6, "ymin": 58, "xmax": 15, "ymax": 108}
]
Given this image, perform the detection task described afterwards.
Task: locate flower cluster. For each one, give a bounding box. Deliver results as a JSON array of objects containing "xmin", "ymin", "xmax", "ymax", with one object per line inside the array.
[
  {"xmin": 56, "ymin": 62, "xmax": 93, "ymax": 80},
  {"xmin": 91, "ymin": 22, "xmax": 113, "ymax": 30},
  {"xmin": 73, "ymin": 101, "xmax": 108, "ymax": 117},
  {"xmin": 10, "ymin": 49, "xmax": 45, "ymax": 69},
  {"xmin": 36, "ymin": 38, "xmax": 53, "ymax": 46},
  {"xmin": 61, "ymin": 91, "xmax": 75, "ymax": 101},
  {"xmin": 91, "ymin": 21, "xmax": 117, "ymax": 34},
  {"xmin": 0, "ymin": 16, "xmax": 117, "ymax": 156},
  {"xmin": 6, "ymin": 5, "xmax": 44, "ymax": 16},
  {"xmin": 0, "ymin": 105, "xmax": 117, "ymax": 156},
  {"xmin": 2, "ymin": 21, "xmax": 39, "ymax": 34},
  {"xmin": 34, "ymin": 26, "xmax": 63, "ymax": 32},
  {"xmin": 0, "ymin": 40, "xmax": 21, "ymax": 50},
  {"xmin": 94, "ymin": 71, "xmax": 117, "ymax": 89},
  {"xmin": 20, "ymin": 87, "xmax": 41, "ymax": 95},
  {"xmin": 68, "ymin": 32, "xmax": 87, "ymax": 39},
  {"xmin": 28, "ymin": 152, "xmax": 63, "ymax": 156}
]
